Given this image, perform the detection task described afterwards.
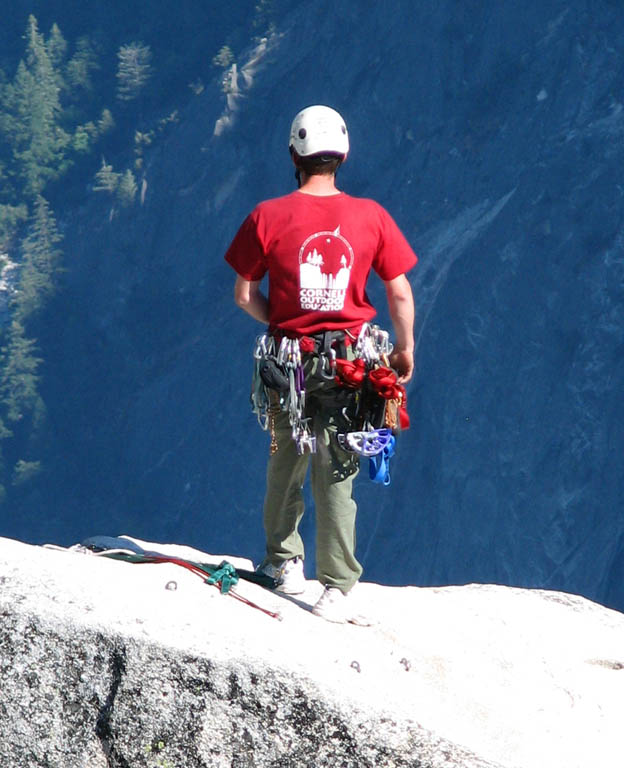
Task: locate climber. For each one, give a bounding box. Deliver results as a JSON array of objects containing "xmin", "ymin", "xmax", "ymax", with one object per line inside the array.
[{"xmin": 224, "ymin": 105, "xmax": 417, "ymax": 623}]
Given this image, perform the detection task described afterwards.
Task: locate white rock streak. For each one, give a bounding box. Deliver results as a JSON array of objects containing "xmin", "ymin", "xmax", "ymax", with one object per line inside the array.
[{"xmin": 214, "ymin": 33, "xmax": 281, "ymax": 137}]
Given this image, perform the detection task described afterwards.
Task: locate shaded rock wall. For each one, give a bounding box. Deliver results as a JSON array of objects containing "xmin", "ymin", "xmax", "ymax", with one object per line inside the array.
[{"xmin": 3, "ymin": 0, "xmax": 624, "ymax": 611}]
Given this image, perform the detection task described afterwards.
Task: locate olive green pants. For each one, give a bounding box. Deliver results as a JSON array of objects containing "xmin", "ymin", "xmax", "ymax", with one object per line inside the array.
[{"xmin": 262, "ymin": 357, "xmax": 363, "ymax": 594}]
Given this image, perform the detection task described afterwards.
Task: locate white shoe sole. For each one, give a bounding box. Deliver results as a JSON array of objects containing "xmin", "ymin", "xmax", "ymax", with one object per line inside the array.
[{"xmin": 275, "ymin": 582, "xmax": 306, "ymax": 595}]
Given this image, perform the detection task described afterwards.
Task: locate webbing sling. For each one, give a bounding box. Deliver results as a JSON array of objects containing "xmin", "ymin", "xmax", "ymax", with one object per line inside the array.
[{"xmin": 368, "ymin": 434, "xmax": 396, "ymax": 486}]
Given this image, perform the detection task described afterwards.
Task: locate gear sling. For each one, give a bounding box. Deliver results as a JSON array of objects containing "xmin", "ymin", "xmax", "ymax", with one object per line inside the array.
[{"xmin": 251, "ymin": 322, "xmax": 408, "ymax": 486}]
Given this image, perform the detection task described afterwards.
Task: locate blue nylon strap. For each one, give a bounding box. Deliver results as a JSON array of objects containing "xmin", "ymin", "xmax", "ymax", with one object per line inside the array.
[
  {"xmin": 82, "ymin": 535, "xmax": 145, "ymax": 553},
  {"xmin": 368, "ymin": 435, "xmax": 396, "ymax": 485}
]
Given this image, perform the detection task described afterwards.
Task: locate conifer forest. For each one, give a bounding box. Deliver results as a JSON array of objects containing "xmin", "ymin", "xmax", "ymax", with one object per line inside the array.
[{"xmin": 0, "ymin": 1, "xmax": 272, "ymax": 507}]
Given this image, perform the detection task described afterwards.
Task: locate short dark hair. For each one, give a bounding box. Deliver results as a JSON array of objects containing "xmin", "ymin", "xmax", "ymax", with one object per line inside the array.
[{"xmin": 291, "ymin": 150, "xmax": 343, "ymax": 177}]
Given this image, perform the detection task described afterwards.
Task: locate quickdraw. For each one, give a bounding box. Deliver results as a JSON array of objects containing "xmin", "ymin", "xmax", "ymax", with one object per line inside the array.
[
  {"xmin": 277, "ymin": 337, "xmax": 317, "ymax": 455},
  {"xmin": 354, "ymin": 323, "xmax": 393, "ymax": 366},
  {"xmin": 252, "ymin": 334, "xmax": 316, "ymax": 455},
  {"xmin": 251, "ymin": 333, "xmax": 279, "ymax": 430}
]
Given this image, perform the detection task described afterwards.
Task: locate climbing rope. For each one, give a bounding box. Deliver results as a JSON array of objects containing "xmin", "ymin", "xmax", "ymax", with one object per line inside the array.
[{"xmin": 43, "ymin": 539, "xmax": 282, "ymax": 620}]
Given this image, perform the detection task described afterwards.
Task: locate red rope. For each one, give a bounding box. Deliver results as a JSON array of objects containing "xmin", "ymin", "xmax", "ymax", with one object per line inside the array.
[{"xmin": 138, "ymin": 555, "xmax": 282, "ymax": 619}]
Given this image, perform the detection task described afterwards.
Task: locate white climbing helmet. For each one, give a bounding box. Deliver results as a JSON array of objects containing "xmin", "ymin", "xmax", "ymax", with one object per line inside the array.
[{"xmin": 289, "ymin": 105, "xmax": 349, "ymax": 158}]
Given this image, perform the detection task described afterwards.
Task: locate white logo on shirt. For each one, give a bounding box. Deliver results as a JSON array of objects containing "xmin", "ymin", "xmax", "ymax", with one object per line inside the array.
[{"xmin": 298, "ymin": 226, "xmax": 353, "ymax": 311}]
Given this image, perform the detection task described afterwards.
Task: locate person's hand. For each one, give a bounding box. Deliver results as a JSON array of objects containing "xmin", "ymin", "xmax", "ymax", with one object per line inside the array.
[{"xmin": 389, "ymin": 348, "xmax": 414, "ymax": 384}]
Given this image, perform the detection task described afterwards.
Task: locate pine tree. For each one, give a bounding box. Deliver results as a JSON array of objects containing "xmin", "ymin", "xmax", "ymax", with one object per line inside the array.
[
  {"xmin": 93, "ymin": 159, "xmax": 120, "ymax": 194},
  {"xmin": 0, "ymin": 319, "xmax": 42, "ymax": 424},
  {"xmin": 14, "ymin": 196, "xmax": 62, "ymax": 322},
  {"xmin": 212, "ymin": 45, "xmax": 234, "ymax": 68},
  {"xmin": 1, "ymin": 16, "xmax": 70, "ymax": 196},
  {"xmin": 0, "ymin": 203, "xmax": 28, "ymax": 251},
  {"xmin": 0, "ymin": 318, "xmax": 46, "ymax": 494},
  {"xmin": 116, "ymin": 43, "xmax": 152, "ymax": 102},
  {"xmin": 116, "ymin": 169, "xmax": 137, "ymax": 207},
  {"xmin": 72, "ymin": 121, "xmax": 97, "ymax": 153},
  {"xmin": 46, "ymin": 23, "xmax": 67, "ymax": 71},
  {"xmin": 97, "ymin": 108, "xmax": 114, "ymax": 134},
  {"xmin": 12, "ymin": 459, "xmax": 42, "ymax": 486},
  {"xmin": 65, "ymin": 37, "xmax": 99, "ymax": 91}
]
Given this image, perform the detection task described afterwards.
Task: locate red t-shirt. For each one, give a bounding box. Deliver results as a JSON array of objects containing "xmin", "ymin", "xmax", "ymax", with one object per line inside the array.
[{"xmin": 225, "ymin": 190, "xmax": 417, "ymax": 336}]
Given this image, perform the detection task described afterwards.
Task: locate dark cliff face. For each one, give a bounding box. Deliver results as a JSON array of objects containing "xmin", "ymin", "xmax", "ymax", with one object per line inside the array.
[{"xmin": 4, "ymin": 1, "xmax": 624, "ymax": 610}]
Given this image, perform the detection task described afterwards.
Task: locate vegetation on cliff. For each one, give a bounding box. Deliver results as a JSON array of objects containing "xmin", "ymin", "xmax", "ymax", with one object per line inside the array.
[{"xmin": 0, "ymin": 3, "xmax": 282, "ymax": 506}]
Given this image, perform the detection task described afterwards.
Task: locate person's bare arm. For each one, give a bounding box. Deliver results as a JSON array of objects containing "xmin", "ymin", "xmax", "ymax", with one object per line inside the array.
[
  {"xmin": 234, "ymin": 276, "xmax": 270, "ymax": 324},
  {"xmin": 384, "ymin": 274, "xmax": 415, "ymax": 383}
]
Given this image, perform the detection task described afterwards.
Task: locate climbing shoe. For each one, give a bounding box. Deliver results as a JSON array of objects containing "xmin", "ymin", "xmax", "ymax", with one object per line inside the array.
[
  {"xmin": 312, "ymin": 586, "xmax": 374, "ymax": 626},
  {"xmin": 257, "ymin": 556, "xmax": 306, "ymax": 595},
  {"xmin": 312, "ymin": 586, "xmax": 350, "ymax": 623}
]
